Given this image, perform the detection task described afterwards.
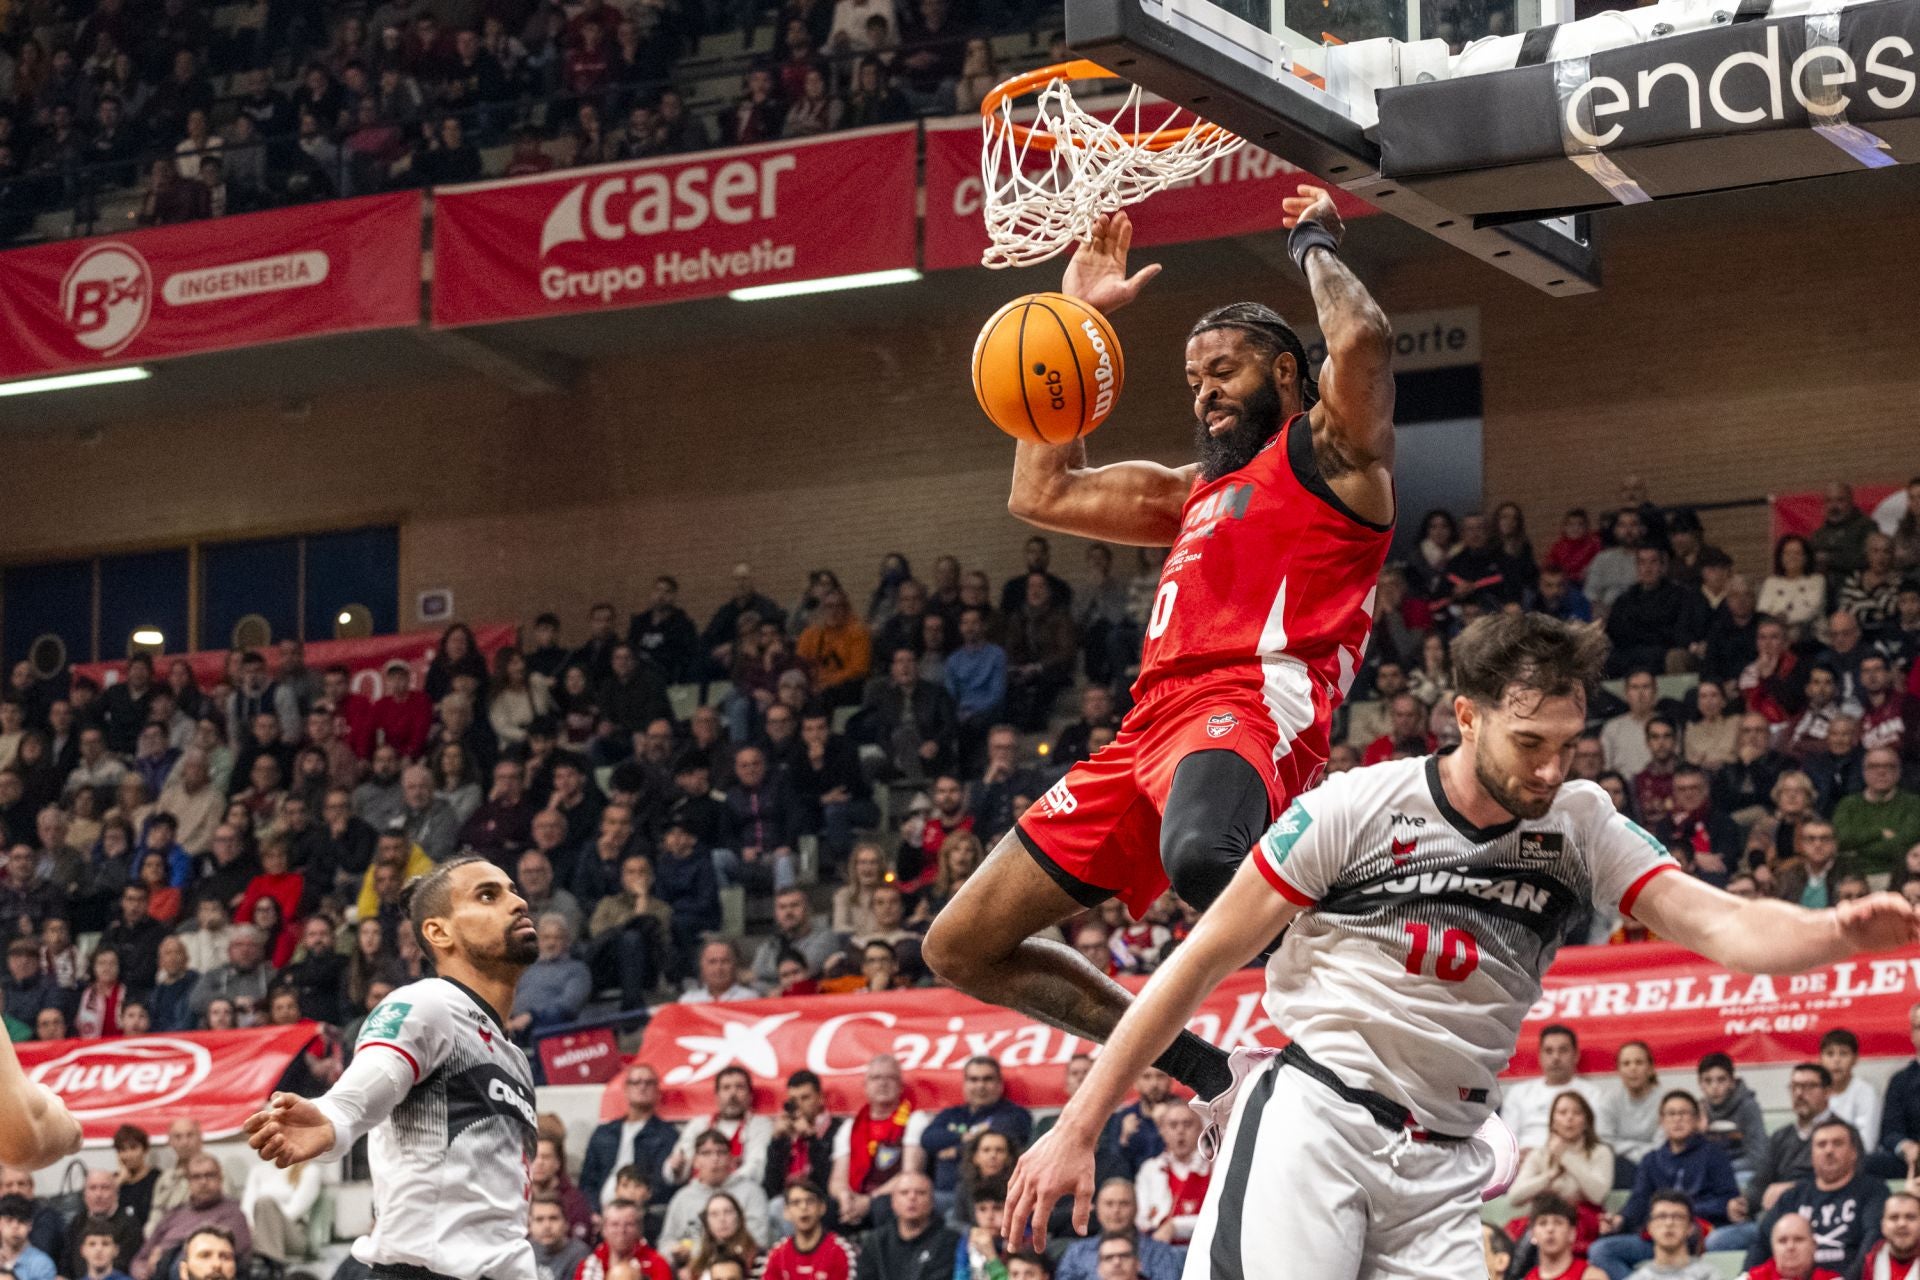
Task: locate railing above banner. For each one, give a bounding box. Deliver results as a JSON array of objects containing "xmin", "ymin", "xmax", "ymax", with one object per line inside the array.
[{"xmin": 71, "ymin": 622, "xmax": 517, "ymax": 698}]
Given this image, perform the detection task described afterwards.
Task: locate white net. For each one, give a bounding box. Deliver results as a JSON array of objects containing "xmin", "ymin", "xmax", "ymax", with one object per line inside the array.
[{"xmin": 980, "ymin": 65, "xmax": 1245, "ymax": 269}]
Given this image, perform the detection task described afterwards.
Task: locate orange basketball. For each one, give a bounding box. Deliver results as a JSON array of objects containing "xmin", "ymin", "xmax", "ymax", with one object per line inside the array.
[{"xmin": 971, "ymin": 292, "xmax": 1125, "ymax": 444}]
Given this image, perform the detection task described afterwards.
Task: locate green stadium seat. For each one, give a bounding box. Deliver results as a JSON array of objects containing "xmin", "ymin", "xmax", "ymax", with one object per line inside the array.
[{"xmin": 1701, "ymin": 1250, "xmax": 1745, "ymax": 1279}]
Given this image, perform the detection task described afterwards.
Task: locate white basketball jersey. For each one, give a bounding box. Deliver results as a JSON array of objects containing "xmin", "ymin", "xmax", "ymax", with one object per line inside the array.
[{"xmin": 1250, "ymin": 753, "xmax": 1677, "ymax": 1134}]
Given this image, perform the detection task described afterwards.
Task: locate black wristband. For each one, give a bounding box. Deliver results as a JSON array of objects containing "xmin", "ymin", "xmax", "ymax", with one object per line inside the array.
[{"xmin": 1288, "ymin": 219, "xmax": 1340, "ymax": 274}]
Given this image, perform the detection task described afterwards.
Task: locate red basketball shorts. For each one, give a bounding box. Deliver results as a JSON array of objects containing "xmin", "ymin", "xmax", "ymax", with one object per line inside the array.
[{"xmin": 1015, "ymin": 674, "xmax": 1327, "ymax": 917}]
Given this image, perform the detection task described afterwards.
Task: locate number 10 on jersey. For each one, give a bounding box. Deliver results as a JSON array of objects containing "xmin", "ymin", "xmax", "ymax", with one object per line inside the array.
[{"xmin": 1403, "ymin": 923, "xmax": 1480, "ymax": 982}]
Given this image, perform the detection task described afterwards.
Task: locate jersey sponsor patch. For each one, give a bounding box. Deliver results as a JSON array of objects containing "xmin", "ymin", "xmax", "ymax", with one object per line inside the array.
[
  {"xmin": 1206, "ymin": 712, "xmax": 1238, "ymax": 738},
  {"xmin": 446, "ymin": 1059, "xmax": 539, "ymax": 1150},
  {"xmin": 1262, "ymin": 800, "xmax": 1312, "ymax": 865},
  {"xmin": 358, "ymin": 1000, "xmax": 412, "ymax": 1046},
  {"xmin": 1517, "ymin": 831, "xmax": 1564, "ymax": 862}
]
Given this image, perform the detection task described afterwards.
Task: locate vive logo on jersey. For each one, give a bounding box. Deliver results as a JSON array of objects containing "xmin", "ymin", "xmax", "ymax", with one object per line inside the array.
[
  {"xmin": 357, "ymin": 1000, "xmax": 412, "ymax": 1046},
  {"xmin": 1518, "ymin": 832, "xmax": 1565, "ymax": 863},
  {"xmin": 1205, "ymin": 712, "xmax": 1238, "ymax": 739},
  {"xmin": 1262, "ymin": 801, "xmax": 1312, "ymax": 866},
  {"xmin": 1390, "ymin": 813, "xmax": 1426, "ymax": 829}
]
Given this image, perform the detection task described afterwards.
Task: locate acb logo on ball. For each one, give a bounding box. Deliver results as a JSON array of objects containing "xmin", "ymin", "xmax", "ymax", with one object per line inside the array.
[{"xmin": 60, "ymin": 242, "xmax": 153, "ymax": 355}]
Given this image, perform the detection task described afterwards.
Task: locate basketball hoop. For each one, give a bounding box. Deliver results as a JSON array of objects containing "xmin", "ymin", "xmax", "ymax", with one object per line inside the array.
[{"xmin": 978, "ymin": 59, "xmax": 1244, "ymax": 269}]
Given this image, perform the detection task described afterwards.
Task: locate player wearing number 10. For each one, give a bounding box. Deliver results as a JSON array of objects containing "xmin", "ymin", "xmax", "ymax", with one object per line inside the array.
[
  {"xmin": 925, "ymin": 189, "xmax": 1398, "ymax": 1103},
  {"xmin": 1005, "ymin": 612, "xmax": 1920, "ymax": 1278}
]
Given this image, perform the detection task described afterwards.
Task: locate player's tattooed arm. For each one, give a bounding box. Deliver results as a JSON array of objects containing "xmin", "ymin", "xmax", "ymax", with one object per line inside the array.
[
  {"xmin": 1008, "ymin": 436, "xmax": 1194, "ymax": 547},
  {"xmin": 1279, "ymin": 186, "xmax": 1395, "ymax": 487}
]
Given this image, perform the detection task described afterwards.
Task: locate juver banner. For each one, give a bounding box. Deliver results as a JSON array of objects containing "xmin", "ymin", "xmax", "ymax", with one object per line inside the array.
[
  {"xmin": 431, "ymin": 125, "xmax": 917, "ymax": 326},
  {"xmin": 18, "ymin": 1025, "xmax": 322, "ymax": 1143},
  {"xmin": 0, "ymin": 193, "xmax": 422, "ymax": 379},
  {"xmin": 617, "ymin": 943, "xmax": 1920, "ymax": 1119}
]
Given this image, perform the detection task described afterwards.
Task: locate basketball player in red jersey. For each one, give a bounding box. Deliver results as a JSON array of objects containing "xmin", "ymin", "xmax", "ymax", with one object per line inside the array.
[{"xmin": 924, "ymin": 185, "xmax": 1396, "ymax": 1101}]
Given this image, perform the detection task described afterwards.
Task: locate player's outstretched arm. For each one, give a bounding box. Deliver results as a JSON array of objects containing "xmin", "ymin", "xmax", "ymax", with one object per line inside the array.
[
  {"xmin": 1282, "ymin": 186, "xmax": 1396, "ymax": 481},
  {"xmin": 1635, "ymin": 872, "xmax": 1920, "ymax": 973},
  {"xmin": 245, "ymin": 1038, "xmax": 418, "ymax": 1168},
  {"xmin": 1003, "ymin": 854, "xmax": 1302, "ymax": 1250},
  {"xmin": 0, "ymin": 1032, "xmax": 83, "ymax": 1168},
  {"xmin": 1007, "ymin": 440, "xmax": 1193, "ymax": 546},
  {"xmin": 1007, "ymin": 213, "xmax": 1192, "ymax": 546}
]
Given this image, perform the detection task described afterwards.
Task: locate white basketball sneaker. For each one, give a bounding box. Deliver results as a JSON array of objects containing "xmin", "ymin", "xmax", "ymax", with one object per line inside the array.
[
  {"xmin": 1188, "ymin": 1046, "xmax": 1280, "ymax": 1164},
  {"xmin": 1474, "ymin": 1112, "xmax": 1519, "ymax": 1202}
]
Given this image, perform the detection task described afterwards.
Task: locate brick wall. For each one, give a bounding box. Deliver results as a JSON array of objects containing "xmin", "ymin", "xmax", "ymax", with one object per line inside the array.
[{"xmin": 0, "ymin": 178, "xmax": 1915, "ymax": 633}]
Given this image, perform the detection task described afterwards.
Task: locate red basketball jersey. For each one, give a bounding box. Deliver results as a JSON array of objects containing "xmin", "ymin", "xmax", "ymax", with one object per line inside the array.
[{"xmin": 1133, "ymin": 410, "xmax": 1392, "ymax": 764}]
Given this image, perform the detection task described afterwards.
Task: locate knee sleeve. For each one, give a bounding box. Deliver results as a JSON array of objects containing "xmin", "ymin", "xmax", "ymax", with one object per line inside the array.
[{"xmin": 1159, "ymin": 750, "xmax": 1273, "ymax": 911}]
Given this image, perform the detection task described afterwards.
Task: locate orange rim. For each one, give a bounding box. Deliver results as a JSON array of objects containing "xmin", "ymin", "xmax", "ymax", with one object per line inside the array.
[{"xmin": 980, "ymin": 59, "xmax": 1238, "ymax": 152}]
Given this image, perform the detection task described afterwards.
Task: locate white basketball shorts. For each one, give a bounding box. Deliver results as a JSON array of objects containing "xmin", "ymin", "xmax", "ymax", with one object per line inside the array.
[{"xmin": 1181, "ymin": 1053, "xmax": 1493, "ymax": 1280}]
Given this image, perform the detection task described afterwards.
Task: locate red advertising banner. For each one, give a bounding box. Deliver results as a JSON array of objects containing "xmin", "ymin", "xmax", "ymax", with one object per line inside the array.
[
  {"xmin": 539, "ymin": 1026, "xmax": 625, "ymax": 1086},
  {"xmin": 922, "ymin": 118, "xmax": 1377, "ymax": 273},
  {"xmin": 0, "ymin": 193, "xmax": 423, "ymax": 379},
  {"xmin": 19, "ymin": 1025, "xmax": 322, "ymax": 1144},
  {"xmin": 617, "ymin": 943, "xmax": 1920, "ymax": 1120},
  {"xmin": 1770, "ymin": 485, "xmax": 1902, "ymax": 548},
  {"xmin": 431, "ymin": 125, "xmax": 917, "ymax": 327},
  {"xmin": 72, "ymin": 622, "xmax": 517, "ymax": 699}
]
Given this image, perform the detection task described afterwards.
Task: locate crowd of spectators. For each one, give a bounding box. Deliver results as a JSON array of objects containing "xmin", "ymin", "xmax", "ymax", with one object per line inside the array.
[
  {"xmin": 1352, "ymin": 476, "xmax": 1920, "ymax": 940},
  {"xmin": 3, "ymin": 475, "xmax": 1920, "ymax": 1042},
  {"xmin": 0, "ymin": 475, "xmax": 1918, "ymax": 1278},
  {"xmin": 1471, "ymin": 1017, "xmax": 1920, "ymax": 1280},
  {"xmin": 0, "ymin": 0, "xmax": 1055, "ymax": 240}
]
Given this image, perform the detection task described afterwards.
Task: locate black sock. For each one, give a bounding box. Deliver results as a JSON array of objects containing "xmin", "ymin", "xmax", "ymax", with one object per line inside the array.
[{"xmin": 1152, "ymin": 1029, "xmax": 1233, "ymax": 1100}]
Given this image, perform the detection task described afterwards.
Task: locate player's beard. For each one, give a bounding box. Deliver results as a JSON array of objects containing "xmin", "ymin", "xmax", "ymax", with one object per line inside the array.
[
  {"xmin": 501, "ymin": 912, "xmax": 540, "ymax": 966},
  {"xmin": 1193, "ymin": 379, "xmax": 1284, "ymax": 482},
  {"xmin": 1472, "ymin": 748, "xmax": 1558, "ymax": 821}
]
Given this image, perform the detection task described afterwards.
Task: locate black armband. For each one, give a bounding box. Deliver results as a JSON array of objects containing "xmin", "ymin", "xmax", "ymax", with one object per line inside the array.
[{"xmin": 1287, "ymin": 219, "xmax": 1340, "ymax": 274}]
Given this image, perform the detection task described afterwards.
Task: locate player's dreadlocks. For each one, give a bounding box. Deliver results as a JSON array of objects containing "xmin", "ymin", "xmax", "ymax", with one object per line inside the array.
[{"xmin": 1189, "ymin": 302, "xmax": 1320, "ymax": 409}]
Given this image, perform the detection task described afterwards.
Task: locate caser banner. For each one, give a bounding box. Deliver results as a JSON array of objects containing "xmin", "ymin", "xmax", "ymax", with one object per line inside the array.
[
  {"xmin": 431, "ymin": 124, "xmax": 917, "ymax": 327},
  {"xmin": 18, "ymin": 1025, "xmax": 322, "ymax": 1144},
  {"xmin": 615, "ymin": 942, "xmax": 1920, "ymax": 1120},
  {"xmin": 0, "ymin": 193, "xmax": 422, "ymax": 380},
  {"xmin": 921, "ymin": 117, "xmax": 1376, "ymax": 272},
  {"xmin": 71, "ymin": 622, "xmax": 517, "ymax": 699}
]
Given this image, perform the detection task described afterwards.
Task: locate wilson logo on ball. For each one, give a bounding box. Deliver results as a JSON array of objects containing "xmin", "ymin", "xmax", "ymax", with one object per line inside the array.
[{"xmin": 971, "ymin": 292, "xmax": 1126, "ymax": 445}]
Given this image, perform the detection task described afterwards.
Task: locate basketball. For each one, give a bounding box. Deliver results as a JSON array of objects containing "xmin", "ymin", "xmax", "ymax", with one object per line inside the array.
[{"xmin": 971, "ymin": 291, "xmax": 1126, "ymax": 445}]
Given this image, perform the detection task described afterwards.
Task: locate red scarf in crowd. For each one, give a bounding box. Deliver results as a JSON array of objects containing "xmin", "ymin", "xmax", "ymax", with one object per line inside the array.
[
  {"xmin": 848, "ymin": 1102, "xmax": 912, "ymax": 1192},
  {"xmin": 1164, "ymin": 1164, "xmax": 1210, "ymax": 1222}
]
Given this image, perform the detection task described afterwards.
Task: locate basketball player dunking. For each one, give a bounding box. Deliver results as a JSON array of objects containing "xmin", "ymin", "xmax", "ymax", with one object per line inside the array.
[
  {"xmin": 1004, "ymin": 613, "xmax": 1920, "ymax": 1277},
  {"xmin": 924, "ymin": 186, "xmax": 1396, "ymax": 1101}
]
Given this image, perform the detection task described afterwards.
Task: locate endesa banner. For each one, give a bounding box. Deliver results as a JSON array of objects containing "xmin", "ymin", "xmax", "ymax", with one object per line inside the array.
[
  {"xmin": 922, "ymin": 117, "xmax": 1377, "ymax": 272},
  {"xmin": 431, "ymin": 124, "xmax": 917, "ymax": 327},
  {"xmin": 0, "ymin": 193, "xmax": 422, "ymax": 379},
  {"xmin": 19, "ymin": 1025, "xmax": 321, "ymax": 1144},
  {"xmin": 72, "ymin": 622, "xmax": 517, "ymax": 698},
  {"xmin": 617, "ymin": 943, "xmax": 1920, "ymax": 1119}
]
